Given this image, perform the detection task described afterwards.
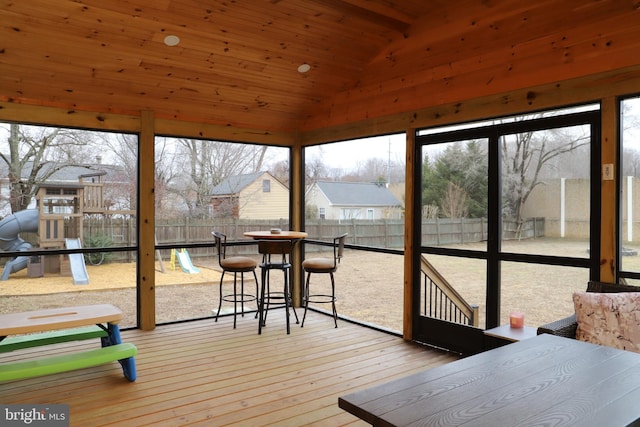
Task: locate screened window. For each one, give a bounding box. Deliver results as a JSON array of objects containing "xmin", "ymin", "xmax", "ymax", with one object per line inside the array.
[
  {"xmin": 153, "ymin": 136, "xmax": 290, "ymax": 324},
  {"xmin": 304, "ymin": 133, "xmax": 406, "ymax": 332},
  {"xmin": 415, "ymin": 105, "xmax": 598, "ymax": 350},
  {"xmin": 0, "ymin": 123, "xmax": 139, "ymax": 328},
  {"xmin": 619, "ymin": 96, "xmax": 640, "ymax": 284}
]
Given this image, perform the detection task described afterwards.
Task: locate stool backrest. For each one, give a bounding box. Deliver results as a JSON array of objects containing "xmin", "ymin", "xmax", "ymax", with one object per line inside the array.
[
  {"xmin": 211, "ymin": 231, "xmax": 227, "ymax": 263},
  {"xmin": 334, "ymin": 233, "xmax": 348, "ymax": 266}
]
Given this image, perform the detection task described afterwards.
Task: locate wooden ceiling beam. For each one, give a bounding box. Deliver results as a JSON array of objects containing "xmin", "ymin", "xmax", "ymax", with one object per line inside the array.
[{"xmin": 300, "ymin": 64, "xmax": 640, "ymax": 144}]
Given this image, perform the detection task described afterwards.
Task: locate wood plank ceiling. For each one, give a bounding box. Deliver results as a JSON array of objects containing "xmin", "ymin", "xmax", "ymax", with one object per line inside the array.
[
  {"xmin": 0, "ymin": 0, "xmax": 426, "ymax": 132},
  {"xmin": 1, "ymin": 0, "xmax": 639, "ymax": 135}
]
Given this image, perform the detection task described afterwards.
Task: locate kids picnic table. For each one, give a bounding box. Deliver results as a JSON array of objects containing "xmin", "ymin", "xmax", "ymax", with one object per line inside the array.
[{"xmin": 0, "ymin": 304, "xmax": 137, "ymax": 382}]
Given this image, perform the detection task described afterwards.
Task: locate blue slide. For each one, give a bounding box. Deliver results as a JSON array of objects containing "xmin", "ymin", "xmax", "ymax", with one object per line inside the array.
[
  {"xmin": 65, "ymin": 238, "xmax": 89, "ymax": 285},
  {"xmin": 176, "ymin": 249, "xmax": 200, "ymax": 274},
  {"xmin": 0, "ymin": 209, "xmax": 39, "ymax": 281}
]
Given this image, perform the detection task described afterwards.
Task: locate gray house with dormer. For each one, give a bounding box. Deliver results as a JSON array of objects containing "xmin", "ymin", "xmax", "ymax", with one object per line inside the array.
[{"xmin": 305, "ymin": 181, "xmax": 402, "ymax": 221}]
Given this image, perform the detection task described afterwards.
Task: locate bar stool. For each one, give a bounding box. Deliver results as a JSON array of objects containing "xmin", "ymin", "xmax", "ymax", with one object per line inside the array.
[
  {"xmin": 212, "ymin": 231, "xmax": 259, "ymax": 328},
  {"xmin": 301, "ymin": 233, "xmax": 348, "ymax": 328},
  {"xmin": 257, "ymin": 239, "xmax": 299, "ymax": 334}
]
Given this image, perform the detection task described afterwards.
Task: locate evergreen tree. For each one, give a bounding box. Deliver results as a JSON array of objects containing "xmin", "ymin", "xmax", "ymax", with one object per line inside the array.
[{"xmin": 421, "ymin": 141, "xmax": 488, "ymax": 219}]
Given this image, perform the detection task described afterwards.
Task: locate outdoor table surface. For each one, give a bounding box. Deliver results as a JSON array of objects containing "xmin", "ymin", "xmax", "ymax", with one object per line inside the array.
[
  {"xmin": 0, "ymin": 304, "xmax": 122, "ymax": 336},
  {"xmin": 244, "ymin": 230, "xmax": 308, "ymax": 239},
  {"xmin": 338, "ymin": 333, "xmax": 640, "ymax": 427},
  {"xmin": 483, "ymin": 324, "xmax": 538, "ymax": 342}
]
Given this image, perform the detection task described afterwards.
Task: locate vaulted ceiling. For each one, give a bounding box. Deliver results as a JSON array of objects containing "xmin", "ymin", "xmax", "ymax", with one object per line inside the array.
[{"xmin": 1, "ymin": 0, "xmax": 640, "ymax": 137}]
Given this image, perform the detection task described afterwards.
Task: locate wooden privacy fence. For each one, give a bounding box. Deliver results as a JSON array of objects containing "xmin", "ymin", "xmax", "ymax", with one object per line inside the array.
[
  {"xmin": 89, "ymin": 217, "xmax": 544, "ymax": 248},
  {"xmin": 421, "ymin": 217, "xmax": 544, "ymax": 245},
  {"xmin": 18, "ymin": 217, "xmax": 545, "ymax": 264}
]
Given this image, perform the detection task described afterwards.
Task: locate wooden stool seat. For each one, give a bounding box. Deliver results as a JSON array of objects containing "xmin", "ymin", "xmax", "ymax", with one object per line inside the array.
[
  {"xmin": 301, "ymin": 257, "xmax": 336, "ymax": 272},
  {"xmin": 220, "ymin": 256, "xmax": 257, "ymax": 271}
]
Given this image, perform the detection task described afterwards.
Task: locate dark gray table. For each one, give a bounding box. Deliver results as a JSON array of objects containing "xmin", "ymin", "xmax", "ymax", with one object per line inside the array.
[{"xmin": 339, "ymin": 334, "xmax": 640, "ymax": 426}]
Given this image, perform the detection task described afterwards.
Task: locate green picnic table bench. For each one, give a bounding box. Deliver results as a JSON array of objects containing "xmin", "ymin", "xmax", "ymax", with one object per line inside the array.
[{"xmin": 0, "ymin": 305, "xmax": 137, "ymax": 382}]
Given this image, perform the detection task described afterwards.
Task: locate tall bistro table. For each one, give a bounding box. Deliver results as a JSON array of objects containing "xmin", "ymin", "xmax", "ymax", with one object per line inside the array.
[
  {"xmin": 338, "ymin": 333, "xmax": 640, "ymax": 426},
  {"xmin": 243, "ymin": 230, "xmax": 308, "ymax": 240},
  {"xmin": 244, "ymin": 231, "xmax": 308, "ymax": 334}
]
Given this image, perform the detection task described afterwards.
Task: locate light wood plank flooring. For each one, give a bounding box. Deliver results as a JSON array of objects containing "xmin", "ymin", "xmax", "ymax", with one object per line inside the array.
[{"xmin": 0, "ymin": 311, "xmax": 459, "ymax": 426}]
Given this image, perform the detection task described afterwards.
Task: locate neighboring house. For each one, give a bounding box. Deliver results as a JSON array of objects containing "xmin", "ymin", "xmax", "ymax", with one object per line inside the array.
[
  {"xmin": 209, "ymin": 171, "xmax": 288, "ymax": 220},
  {"xmin": 306, "ymin": 181, "xmax": 402, "ymax": 221}
]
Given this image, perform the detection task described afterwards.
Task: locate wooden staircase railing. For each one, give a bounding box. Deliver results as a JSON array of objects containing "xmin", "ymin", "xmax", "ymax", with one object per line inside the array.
[{"xmin": 420, "ymin": 255, "xmax": 479, "ymax": 327}]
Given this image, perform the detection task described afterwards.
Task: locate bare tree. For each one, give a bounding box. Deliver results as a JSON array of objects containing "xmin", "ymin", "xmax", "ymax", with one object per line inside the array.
[
  {"xmin": 174, "ymin": 139, "xmax": 269, "ymax": 217},
  {"xmin": 441, "ymin": 182, "xmax": 468, "ymax": 218},
  {"xmin": 0, "ymin": 124, "xmax": 94, "ymax": 213},
  {"xmin": 501, "ymin": 125, "xmax": 590, "ymax": 234},
  {"xmin": 355, "ymin": 157, "xmax": 388, "ymax": 183},
  {"xmin": 105, "ymin": 136, "xmax": 275, "ymax": 218},
  {"xmin": 351, "ymin": 157, "xmax": 405, "ymax": 185},
  {"xmin": 270, "ymin": 159, "xmax": 290, "ymax": 187},
  {"xmin": 304, "ymin": 156, "xmax": 328, "ymax": 186},
  {"xmin": 99, "ymin": 134, "xmax": 185, "ymax": 217},
  {"xmin": 99, "ymin": 134, "xmax": 138, "ymax": 212}
]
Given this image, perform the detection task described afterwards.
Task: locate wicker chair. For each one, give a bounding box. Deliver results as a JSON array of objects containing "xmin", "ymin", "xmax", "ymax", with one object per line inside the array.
[{"xmin": 537, "ymin": 280, "xmax": 640, "ymax": 338}]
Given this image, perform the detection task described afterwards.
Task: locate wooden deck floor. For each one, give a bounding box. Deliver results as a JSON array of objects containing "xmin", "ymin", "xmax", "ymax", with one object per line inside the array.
[{"xmin": 0, "ymin": 311, "xmax": 459, "ymax": 426}]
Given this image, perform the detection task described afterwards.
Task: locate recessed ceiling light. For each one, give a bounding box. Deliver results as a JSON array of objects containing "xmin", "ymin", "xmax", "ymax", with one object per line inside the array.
[
  {"xmin": 164, "ymin": 35, "xmax": 180, "ymax": 46},
  {"xmin": 297, "ymin": 63, "xmax": 311, "ymax": 73}
]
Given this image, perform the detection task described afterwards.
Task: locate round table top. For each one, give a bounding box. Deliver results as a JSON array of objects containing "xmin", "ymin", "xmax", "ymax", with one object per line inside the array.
[{"xmin": 244, "ymin": 230, "xmax": 308, "ymax": 239}]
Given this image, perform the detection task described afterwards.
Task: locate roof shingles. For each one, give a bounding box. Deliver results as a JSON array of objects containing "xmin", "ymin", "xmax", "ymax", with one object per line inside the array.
[{"xmin": 315, "ymin": 181, "xmax": 401, "ymax": 206}]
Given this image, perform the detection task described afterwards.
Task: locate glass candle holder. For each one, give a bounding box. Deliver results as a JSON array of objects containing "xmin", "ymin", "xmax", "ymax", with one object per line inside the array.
[{"xmin": 509, "ymin": 311, "xmax": 524, "ymax": 328}]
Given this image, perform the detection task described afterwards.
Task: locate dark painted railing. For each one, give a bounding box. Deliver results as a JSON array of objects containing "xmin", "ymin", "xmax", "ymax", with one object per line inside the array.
[{"xmin": 420, "ymin": 256, "xmax": 479, "ymax": 327}]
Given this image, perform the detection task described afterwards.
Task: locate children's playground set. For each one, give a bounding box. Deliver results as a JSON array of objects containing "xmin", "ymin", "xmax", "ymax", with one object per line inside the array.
[
  {"xmin": 0, "ymin": 176, "xmax": 202, "ymax": 285},
  {"xmin": 0, "ymin": 176, "xmax": 129, "ymax": 285}
]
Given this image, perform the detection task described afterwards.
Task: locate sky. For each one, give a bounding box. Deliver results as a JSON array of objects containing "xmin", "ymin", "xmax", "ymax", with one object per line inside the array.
[{"xmin": 304, "ymin": 133, "xmax": 406, "ymax": 171}]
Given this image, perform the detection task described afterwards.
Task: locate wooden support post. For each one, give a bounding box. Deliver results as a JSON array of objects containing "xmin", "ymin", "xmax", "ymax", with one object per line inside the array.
[
  {"xmin": 403, "ymin": 129, "xmax": 416, "ymax": 340},
  {"xmin": 291, "ymin": 143, "xmax": 304, "ymax": 306},
  {"xmin": 138, "ymin": 110, "xmax": 156, "ymax": 330}
]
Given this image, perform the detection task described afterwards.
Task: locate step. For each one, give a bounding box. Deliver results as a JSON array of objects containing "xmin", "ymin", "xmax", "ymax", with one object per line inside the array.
[
  {"xmin": 0, "ymin": 325, "xmax": 108, "ymax": 353},
  {"xmin": 0, "ymin": 343, "xmax": 137, "ymax": 382}
]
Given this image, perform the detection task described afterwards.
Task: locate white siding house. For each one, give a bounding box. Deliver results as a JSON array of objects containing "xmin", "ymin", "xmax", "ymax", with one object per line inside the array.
[
  {"xmin": 209, "ymin": 171, "xmax": 288, "ymax": 220},
  {"xmin": 306, "ymin": 181, "xmax": 402, "ymax": 221}
]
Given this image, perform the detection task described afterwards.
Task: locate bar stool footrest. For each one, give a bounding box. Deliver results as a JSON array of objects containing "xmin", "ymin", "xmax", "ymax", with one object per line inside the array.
[
  {"xmin": 262, "ymin": 292, "xmax": 291, "ymax": 309},
  {"xmin": 305, "ymin": 294, "xmax": 336, "ymax": 304},
  {"xmin": 221, "ymin": 294, "xmax": 257, "ymax": 303}
]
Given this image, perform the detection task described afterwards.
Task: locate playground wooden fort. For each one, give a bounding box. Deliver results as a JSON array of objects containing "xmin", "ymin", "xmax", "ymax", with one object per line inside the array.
[{"xmin": 0, "ymin": 170, "xmax": 134, "ymax": 284}]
